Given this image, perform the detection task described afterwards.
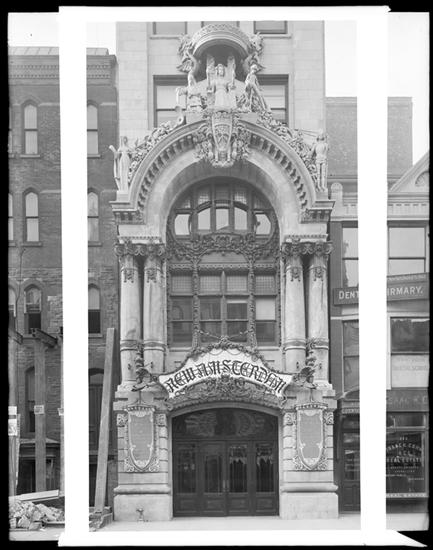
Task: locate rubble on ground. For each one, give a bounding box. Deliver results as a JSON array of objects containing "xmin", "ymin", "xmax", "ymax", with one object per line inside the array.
[{"xmin": 9, "ymin": 500, "xmax": 65, "ymax": 530}]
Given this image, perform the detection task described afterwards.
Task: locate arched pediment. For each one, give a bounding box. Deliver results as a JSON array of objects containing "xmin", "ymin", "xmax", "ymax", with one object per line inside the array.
[{"xmin": 112, "ymin": 116, "xmax": 333, "ymax": 237}]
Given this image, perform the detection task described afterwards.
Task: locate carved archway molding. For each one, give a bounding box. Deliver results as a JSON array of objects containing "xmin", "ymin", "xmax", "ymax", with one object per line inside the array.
[{"xmin": 111, "ymin": 119, "xmax": 333, "ymax": 230}]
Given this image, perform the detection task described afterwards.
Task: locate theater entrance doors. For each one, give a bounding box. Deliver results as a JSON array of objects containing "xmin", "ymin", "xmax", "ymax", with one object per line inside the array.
[{"xmin": 172, "ymin": 408, "xmax": 279, "ymax": 517}]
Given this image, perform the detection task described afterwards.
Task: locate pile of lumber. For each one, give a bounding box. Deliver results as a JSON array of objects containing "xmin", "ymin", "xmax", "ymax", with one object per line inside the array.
[{"xmin": 9, "ymin": 500, "xmax": 64, "ymax": 530}]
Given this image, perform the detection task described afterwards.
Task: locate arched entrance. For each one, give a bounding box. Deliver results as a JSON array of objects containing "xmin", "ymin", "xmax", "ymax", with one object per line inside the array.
[{"xmin": 172, "ymin": 407, "xmax": 279, "ymax": 516}]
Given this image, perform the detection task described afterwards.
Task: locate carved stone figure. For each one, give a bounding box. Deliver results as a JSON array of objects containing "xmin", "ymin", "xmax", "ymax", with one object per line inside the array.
[
  {"xmin": 310, "ymin": 132, "xmax": 329, "ymax": 192},
  {"xmin": 176, "ymin": 50, "xmax": 203, "ymax": 112},
  {"xmin": 109, "ymin": 136, "xmax": 131, "ymax": 191},
  {"xmin": 244, "ymin": 64, "xmax": 268, "ymax": 112},
  {"xmin": 206, "ymin": 55, "xmax": 236, "ymax": 111}
]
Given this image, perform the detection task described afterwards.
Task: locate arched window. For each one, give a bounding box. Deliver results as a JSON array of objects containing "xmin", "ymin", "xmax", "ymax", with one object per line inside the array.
[
  {"xmin": 25, "ymin": 191, "xmax": 39, "ymax": 242},
  {"xmin": 24, "ymin": 286, "xmax": 41, "ymax": 333},
  {"xmin": 23, "ymin": 103, "xmax": 38, "ymax": 154},
  {"xmin": 8, "ymin": 287, "xmax": 17, "ymax": 329},
  {"xmin": 88, "ymin": 285, "xmax": 101, "ymax": 334},
  {"xmin": 87, "ymin": 104, "xmax": 98, "ymax": 155},
  {"xmin": 87, "ymin": 192, "xmax": 99, "ymax": 242},
  {"xmin": 8, "ymin": 193, "xmax": 13, "ymax": 241},
  {"xmin": 167, "ymin": 179, "xmax": 279, "ymax": 347},
  {"xmin": 26, "ymin": 367, "xmax": 36, "ymax": 433}
]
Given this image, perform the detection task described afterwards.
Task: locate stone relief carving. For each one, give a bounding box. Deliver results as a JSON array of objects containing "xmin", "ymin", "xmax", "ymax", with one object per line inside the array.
[
  {"xmin": 293, "ymin": 402, "xmax": 328, "ymax": 471},
  {"xmin": 109, "ymin": 136, "xmax": 132, "ymax": 192},
  {"xmin": 309, "ymin": 132, "xmax": 329, "ymax": 193},
  {"xmin": 122, "ymin": 405, "xmax": 160, "ymax": 473}
]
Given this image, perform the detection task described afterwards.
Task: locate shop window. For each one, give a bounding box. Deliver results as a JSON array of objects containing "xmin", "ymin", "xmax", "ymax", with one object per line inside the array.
[
  {"xmin": 258, "ymin": 78, "xmax": 288, "ymax": 123},
  {"xmin": 87, "ymin": 104, "xmax": 98, "ymax": 155},
  {"xmin": 24, "ymin": 286, "xmax": 41, "ymax": 333},
  {"xmin": 254, "ymin": 21, "xmax": 287, "ymax": 34},
  {"xmin": 88, "ymin": 286, "xmax": 101, "ymax": 334},
  {"xmin": 154, "ymin": 78, "xmax": 186, "ymax": 126},
  {"xmin": 342, "ymin": 226, "xmax": 358, "ymax": 287},
  {"xmin": 343, "ymin": 320, "xmax": 359, "ymax": 392},
  {"xmin": 8, "ymin": 193, "xmax": 14, "ymax": 241},
  {"xmin": 386, "ymin": 413, "xmax": 428, "ymax": 497},
  {"xmin": 26, "ymin": 367, "xmax": 35, "ymax": 433},
  {"xmin": 153, "ymin": 22, "xmax": 187, "ymax": 34},
  {"xmin": 24, "ymin": 191, "xmax": 39, "ymax": 242},
  {"xmin": 23, "ymin": 103, "xmax": 38, "ymax": 154},
  {"xmin": 8, "ymin": 287, "xmax": 17, "ymax": 329},
  {"xmin": 388, "ymin": 226, "xmax": 429, "ymax": 276},
  {"xmin": 87, "ymin": 191, "xmax": 99, "ymax": 242}
]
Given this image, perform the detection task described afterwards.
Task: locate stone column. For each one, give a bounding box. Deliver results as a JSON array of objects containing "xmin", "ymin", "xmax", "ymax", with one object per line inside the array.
[
  {"xmin": 281, "ymin": 242, "xmax": 306, "ymax": 373},
  {"xmin": 142, "ymin": 244, "xmax": 166, "ymax": 372},
  {"xmin": 306, "ymin": 242, "xmax": 333, "ymax": 381},
  {"xmin": 116, "ymin": 243, "xmax": 141, "ymax": 386}
]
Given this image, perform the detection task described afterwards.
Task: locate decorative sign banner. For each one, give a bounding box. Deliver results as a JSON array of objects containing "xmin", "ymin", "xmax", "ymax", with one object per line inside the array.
[
  {"xmin": 159, "ymin": 349, "xmax": 293, "ymax": 398},
  {"xmin": 333, "ymin": 273, "xmax": 429, "ymax": 305}
]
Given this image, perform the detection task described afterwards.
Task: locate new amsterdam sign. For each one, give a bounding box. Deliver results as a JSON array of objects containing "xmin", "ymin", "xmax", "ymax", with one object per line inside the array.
[
  {"xmin": 333, "ymin": 273, "xmax": 429, "ymax": 305},
  {"xmin": 159, "ymin": 349, "xmax": 293, "ymax": 398}
]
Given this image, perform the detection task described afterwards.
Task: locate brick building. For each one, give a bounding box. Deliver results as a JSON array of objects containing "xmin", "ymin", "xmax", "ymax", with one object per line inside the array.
[{"xmin": 8, "ymin": 21, "xmax": 429, "ymax": 520}]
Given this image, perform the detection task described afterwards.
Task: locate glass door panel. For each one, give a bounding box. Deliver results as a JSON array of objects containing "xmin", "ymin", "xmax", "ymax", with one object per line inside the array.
[
  {"xmin": 201, "ymin": 442, "xmax": 226, "ymax": 515},
  {"xmin": 173, "ymin": 444, "xmax": 198, "ymax": 516},
  {"xmin": 229, "ymin": 445, "xmax": 248, "ymax": 492}
]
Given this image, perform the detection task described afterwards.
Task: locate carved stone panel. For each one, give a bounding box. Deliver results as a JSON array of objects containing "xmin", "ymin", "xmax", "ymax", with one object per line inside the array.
[
  {"xmin": 123, "ymin": 405, "xmax": 159, "ymax": 473},
  {"xmin": 293, "ymin": 402, "xmax": 327, "ymax": 471}
]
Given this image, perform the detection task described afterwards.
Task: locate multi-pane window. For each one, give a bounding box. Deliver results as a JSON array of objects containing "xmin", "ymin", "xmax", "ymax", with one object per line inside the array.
[
  {"xmin": 343, "ymin": 321, "xmax": 359, "ymax": 392},
  {"xmin": 25, "ymin": 287, "xmax": 42, "ymax": 333},
  {"xmin": 87, "ymin": 192, "xmax": 99, "ymax": 242},
  {"xmin": 258, "ymin": 78, "xmax": 288, "ymax": 123},
  {"xmin": 87, "ymin": 104, "xmax": 98, "ymax": 155},
  {"xmin": 8, "ymin": 193, "xmax": 13, "ymax": 241},
  {"xmin": 26, "ymin": 368, "xmax": 36, "ymax": 433},
  {"xmin": 25, "ymin": 192, "xmax": 39, "ymax": 242},
  {"xmin": 88, "ymin": 286, "xmax": 101, "ymax": 334},
  {"xmin": 172, "ymin": 181, "xmax": 274, "ymax": 237},
  {"xmin": 23, "ymin": 103, "xmax": 38, "ymax": 154},
  {"xmin": 391, "ymin": 318, "xmax": 429, "ymax": 354},
  {"xmin": 8, "ymin": 287, "xmax": 17, "ymax": 329},
  {"xmin": 153, "ymin": 22, "xmax": 186, "ymax": 34},
  {"xmin": 342, "ymin": 226, "xmax": 358, "ymax": 287},
  {"xmin": 254, "ymin": 21, "xmax": 287, "ymax": 34},
  {"xmin": 154, "ymin": 79, "xmax": 186, "ymax": 126},
  {"xmin": 388, "ymin": 226, "xmax": 429, "ymax": 276}
]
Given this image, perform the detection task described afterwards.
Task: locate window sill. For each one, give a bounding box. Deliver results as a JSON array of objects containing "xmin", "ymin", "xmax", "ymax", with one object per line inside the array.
[
  {"xmin": 87, "ymin": 154, "xmax": 102, "ymax": 159},
  {"xmin": 89, "ymin": 333, "xmax": 103, "ymax": 339},
  {"xmin": 88, "ymin": 241, "xmax": 102, "ymax": 247},
  {"xmin": 20, "ymin": 154, "xmax": 41, "ymax": 159},
  {"xmin": 23, "ymin": 241, "xmax": 42, "ymax": 247}
]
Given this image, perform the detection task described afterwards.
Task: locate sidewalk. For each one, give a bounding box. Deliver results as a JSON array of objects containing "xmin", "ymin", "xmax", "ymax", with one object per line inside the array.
[{"xmin": 8, "ymin": 514, "xmax": 428, "ymax": 541}]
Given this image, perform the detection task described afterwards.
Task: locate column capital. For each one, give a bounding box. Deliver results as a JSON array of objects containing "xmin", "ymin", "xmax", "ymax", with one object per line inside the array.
[
  {"xmin": 114, "ymin": 238, "xmax": 166, "ymax": 261},
  {"xmin": 281, "ymin": 239, "xmax": 333, "ymax": 261}
]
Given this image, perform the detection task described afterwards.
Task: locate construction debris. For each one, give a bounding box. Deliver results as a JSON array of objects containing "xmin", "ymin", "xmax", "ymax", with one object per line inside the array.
[{"xmin": 9, "ymin": 500, "xmax": 64, "ymax": 530}]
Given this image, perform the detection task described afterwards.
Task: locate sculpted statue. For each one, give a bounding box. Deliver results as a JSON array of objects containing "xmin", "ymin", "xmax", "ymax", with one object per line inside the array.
[
  {"xmin": 310, "ymin": 132, "xmax": 329, "ymax": 192},
  {"xmin": 109, "ymin": 136, "xmax": 131, "ymax": 191},
  {"xmin": 206, "ymin": 55, "xmax": 236, "ymax": 111},
  {"xmin": 244, "ymin": 64, "xmax": 268, "ymax": 112},
  {"xmin": 176, "ymin": 50, "xmax": 203, "ymax": 112}
]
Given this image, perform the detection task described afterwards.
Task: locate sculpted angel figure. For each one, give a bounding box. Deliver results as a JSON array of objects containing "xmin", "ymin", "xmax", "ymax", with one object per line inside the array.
[
  {"xmin": 244, "ymin": 64, "xmax": 268, "ymax": 112},
  {"xmin": 206, "ymin": 55, "xmax": 236, "ymax": 111},
  {"xmin": 109, "ymin": 136, "xmax": 132, "ymax": 191},
  {"xmin": 310, "ymin": 132, "xmax": 329, "ymax": 192}
]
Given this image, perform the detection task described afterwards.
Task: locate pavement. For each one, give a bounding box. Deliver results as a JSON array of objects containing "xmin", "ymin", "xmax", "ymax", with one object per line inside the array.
[{"xmin": 8, "ymin": 513, "xmax": 428, "ymax": 541}]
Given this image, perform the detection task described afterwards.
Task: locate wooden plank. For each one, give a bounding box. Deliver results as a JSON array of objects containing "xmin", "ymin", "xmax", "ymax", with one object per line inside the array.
[
  {"xmin": 9, "ymin": 490, "xmax": 59, "ymax": 504},
  {"xmin": 93, "ymin": 328, "xmax": 116, "ymax": 514},
  {"xmin": 34, "ymin": 338, "xmax": 47, "ymax": 493}
]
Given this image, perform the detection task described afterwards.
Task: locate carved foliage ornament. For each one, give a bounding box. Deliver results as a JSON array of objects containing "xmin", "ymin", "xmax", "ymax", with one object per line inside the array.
[
  {"xmin": 293, "ymin": 402, "xmax": 328, "ymax": 471},
  {"xmin": 114, "ymin": 239, "xmax": 166, "ymax": 262},
  {"xmin": 122, "ymin": 405, "xmax": 160, "ymax": 473}
]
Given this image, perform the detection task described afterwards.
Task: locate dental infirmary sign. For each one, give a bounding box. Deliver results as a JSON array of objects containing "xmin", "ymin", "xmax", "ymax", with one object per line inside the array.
[{"xmin": 159, "ymin": 349, "xmax": 293, "ymax": 398}]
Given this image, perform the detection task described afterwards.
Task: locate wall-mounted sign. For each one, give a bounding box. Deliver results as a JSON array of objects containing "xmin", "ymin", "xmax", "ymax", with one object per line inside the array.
[
  {"xmin": 333, "ymin": 273, "xmax": 429, "ymax": 305},
  {"xmin": 160, "ymin": 348, "xmax": 293, "ymax": 399},
  {"xmin": 33, "ymin": 405, "xmax": 45, "ymax": 415},
  {"xmin": 8, "ymin": 406, "xmax": 17, "ymax": 416},
  {"xmin": 386, "ymin": 389, "xmax": 428, "ymax": 411},
  {"xmin": 391, "ymin": 355, "xmax": 429, "ymax": 388},
  {"xmin": 8, "ymin": 418, "xmax": 18, "ymax": 436}
]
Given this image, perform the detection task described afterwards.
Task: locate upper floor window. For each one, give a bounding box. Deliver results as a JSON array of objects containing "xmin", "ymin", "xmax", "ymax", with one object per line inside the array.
[
  {"xmin": 88, "ymin": 285, "xmax": 101, "ymax": 334},
  {"xmin": 24, "ymin": 286, "xmax": 41, "ymax": 333},
  {"xmin": 154, "ymin": 78, "xmax": 186, "ymax": 126},
  {"xmin": 391, "ymin": 318, "xmax": 429, "ymax": 354},
  {"xmin": 87, "ymin": 104, "xmax": 98, "ymax": 155},
  {"xmin": 388, "ymin": 226, "xmax": 429, "ymax": 276},
  {"xmin": 258, "ymin": 77, "xmax": 288, "ymax": 123},
  {"xmin": 342, "ymin": 226, "xmax": 358, "ymax": 287},
  {"xmin": 153, "ymin": 22, "xmax": 187, "ymax": 34},
  {"xmin": 87, "ymin": 192, "xmax": 99, "ymax": 242},
  {"xmin": 171, "ymin": 180, "xmax": 274, "ymax": 237},
  {"xmin": 343, "ymin": 320, "xmax": 359, "ymax": 393},
  {"xmin": 8, "ymin": 193, "xmax": 13, "ymax": 241},
  {"xmin": 24, "ymin": 191, "xmax": 39, "ymax": 242},
  {"xmin": 23, "ymin": 103, "xmax": 38, "ymax": 154},
  {"xmin": 8, "ymin": 287, "xmax": 17, "ymax": 329},
  {"xmin": 254, "ymin": 21, "xmax": 287, "ymax": 34}
]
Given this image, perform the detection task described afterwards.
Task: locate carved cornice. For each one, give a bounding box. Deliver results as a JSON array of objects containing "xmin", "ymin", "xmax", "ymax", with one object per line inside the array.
[
  {"xmin": 280, "ymin": 239, "xmax": 333, "ymax": 261},
  {"xmin": 114, "ymin": 238, "xmax": 166, "ymax": 261},
  {"xmin": 191, "ymin": 24, "xmax": 251, "ymax": 58}
]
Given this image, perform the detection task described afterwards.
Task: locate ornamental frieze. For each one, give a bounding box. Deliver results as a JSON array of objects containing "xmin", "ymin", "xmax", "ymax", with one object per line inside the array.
[
  {"xmin": 281, "ymin": 239, "xmax": 333, "ymax": 262},
  {"xmin": 114, "ymin": 239, "xmax": 166, "ymax": 261}
]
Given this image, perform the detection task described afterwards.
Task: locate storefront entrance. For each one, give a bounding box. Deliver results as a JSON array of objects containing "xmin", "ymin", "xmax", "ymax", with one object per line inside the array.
[{"xmin": 172, "ymin": 408, "xmax": 279, "ymax": 517}]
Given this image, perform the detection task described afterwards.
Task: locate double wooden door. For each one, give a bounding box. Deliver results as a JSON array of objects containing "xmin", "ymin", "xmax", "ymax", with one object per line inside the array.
[{"xmin": 173, "ymin": 438, "xmax": 278, "ymax": 516}]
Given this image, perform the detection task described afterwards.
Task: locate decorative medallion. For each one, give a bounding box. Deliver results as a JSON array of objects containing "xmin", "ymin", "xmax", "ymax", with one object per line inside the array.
[
  {"xmin": 123, "ymin": 405, "xmax": 159, "ymax": 473},
  {"xmin": 293, "ymin": 402, "xmax": 328, "ymax": 471}
]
